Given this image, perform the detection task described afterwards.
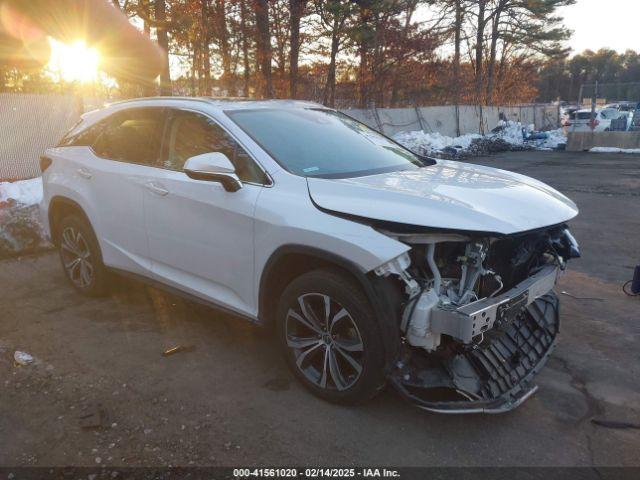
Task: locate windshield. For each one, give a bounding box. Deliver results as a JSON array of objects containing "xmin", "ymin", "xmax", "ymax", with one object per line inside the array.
[{"xmin": 226, "ymin": 108, "xmax": 427, "ymax": 178}]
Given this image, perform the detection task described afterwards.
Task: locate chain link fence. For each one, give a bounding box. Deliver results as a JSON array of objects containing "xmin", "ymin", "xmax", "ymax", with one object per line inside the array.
[{"xmin": 0, "ymin": 93, "xmax": 82, "ymax": 180}]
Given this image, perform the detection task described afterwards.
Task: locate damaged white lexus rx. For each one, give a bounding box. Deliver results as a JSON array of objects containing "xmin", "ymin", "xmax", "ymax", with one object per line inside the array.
[{"xmin": 40, "ymin": 98, "xmax": 580, "ymax": 413}]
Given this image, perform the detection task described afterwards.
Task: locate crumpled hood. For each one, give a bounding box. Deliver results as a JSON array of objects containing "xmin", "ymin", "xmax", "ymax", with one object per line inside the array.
[{"xmin": 307, "ymin": 159, "xmax": 578, "ymax": 235}]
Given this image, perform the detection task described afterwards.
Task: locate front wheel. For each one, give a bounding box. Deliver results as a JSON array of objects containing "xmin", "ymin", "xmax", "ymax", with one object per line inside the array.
[{"xmin": 275, "ymin": 269, "xmax": 386, "ymax": 405}]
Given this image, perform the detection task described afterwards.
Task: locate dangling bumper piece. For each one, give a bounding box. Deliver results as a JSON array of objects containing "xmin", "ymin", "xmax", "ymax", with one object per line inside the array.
[{"xmin": 391, "ymin": 292, "xmax": 559, "ymax": 414}]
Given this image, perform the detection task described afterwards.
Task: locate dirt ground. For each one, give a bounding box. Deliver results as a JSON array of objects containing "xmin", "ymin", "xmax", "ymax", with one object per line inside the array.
[{"xmin": 0, "ymin": 150, "xmax": 639, "ymax": 468}]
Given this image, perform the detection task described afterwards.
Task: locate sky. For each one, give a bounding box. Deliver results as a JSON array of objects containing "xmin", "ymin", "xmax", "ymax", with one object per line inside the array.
[{"xmin": 559, "ymin": 0, "xmax": 639, "ymax": 55}]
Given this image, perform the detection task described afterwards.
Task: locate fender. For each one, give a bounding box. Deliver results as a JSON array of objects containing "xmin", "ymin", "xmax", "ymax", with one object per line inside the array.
[
  {"xmin": 258, "ymin": 244, "xmax": 402, "ymax": 373},
  {"xmin": 47, "ymin": 195, "xmax": 94, "ymax": 246}
]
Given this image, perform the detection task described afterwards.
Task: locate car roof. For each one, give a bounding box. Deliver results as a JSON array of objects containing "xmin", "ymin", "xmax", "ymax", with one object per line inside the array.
[
  {"xmin": 105, "ymin": 96, "xmax": 324, "ymax": 111},
  {"xmin": 576, "ymin": 108, "xmax": 611, "ymax": 113},
  {"xmin": 76, "ymin": 96, "xmax": 328, "ymax": 136}
]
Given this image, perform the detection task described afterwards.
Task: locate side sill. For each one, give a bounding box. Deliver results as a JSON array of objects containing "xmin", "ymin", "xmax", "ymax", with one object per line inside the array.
[{"xmin": 108, "ymin": 267, "xmax": 260, "ymax": 326}]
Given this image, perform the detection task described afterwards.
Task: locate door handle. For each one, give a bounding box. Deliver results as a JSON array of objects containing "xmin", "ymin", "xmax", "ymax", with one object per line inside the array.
[
  {"xmin": 77, "ymin": 168, "xmax": 92, "ymax": 179},
  {"xmin": 145, "ymin": 182, "xmax": 169, "ymax": 196}
]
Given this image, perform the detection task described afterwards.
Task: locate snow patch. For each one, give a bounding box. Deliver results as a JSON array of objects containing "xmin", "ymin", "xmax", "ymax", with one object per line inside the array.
[
  {"xmin": 0, "ymin": 177, "xmax": 43, "ymax": 206},
  {"xmin": 392, "ymin": 130, "xmax": 482, "ymax": 156},
  {"xmin": 393, "ymin": 122, "xmax": 567, "ymax": 158},
  {"xmin": 590, "ymin": 147, "xmax": 640, "ymax": 154},
  {"xmin": 535, "ymin": 128, "xmax": 567, "ymax": 150}
]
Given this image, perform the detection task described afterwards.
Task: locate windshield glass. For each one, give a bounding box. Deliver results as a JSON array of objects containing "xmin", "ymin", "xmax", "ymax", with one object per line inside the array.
[{"xmin": 226, "ymin": 108, "xmax": 427, "ymax": 178}]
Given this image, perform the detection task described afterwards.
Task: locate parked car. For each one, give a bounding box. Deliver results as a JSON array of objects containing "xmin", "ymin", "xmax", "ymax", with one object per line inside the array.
[
  {"xmin": 630, "ymin": 104, "xmax": 640, "ymax": 131},
  {"xmin": 560, "ymin": 105, "xmax": 580, "ymax": 126},
  {"xmin": 40, "ymin": 98, "xmax": 580, "ymax": 413},
  {"xmin": 567, "ymin": 108, "xmax": 626, "ymax": 131},
  {"xmin": 604, "ymin": 101, "xmax": 637, "ymax": 112}
]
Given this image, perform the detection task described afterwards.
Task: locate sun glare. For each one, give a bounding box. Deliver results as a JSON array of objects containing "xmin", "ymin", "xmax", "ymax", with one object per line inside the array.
[{"xmin": 48, "ymin": 39, "xmax": 100, "ymax": 83}]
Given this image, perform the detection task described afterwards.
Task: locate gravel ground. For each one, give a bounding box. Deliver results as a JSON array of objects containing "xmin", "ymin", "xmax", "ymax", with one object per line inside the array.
[{"xmin": 0, "ymin": 150, "xmax": 638, "ymax": 468}]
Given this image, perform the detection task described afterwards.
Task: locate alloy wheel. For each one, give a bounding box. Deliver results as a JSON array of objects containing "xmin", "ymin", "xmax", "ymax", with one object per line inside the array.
[
  {"xmin": 285, "ymin": 293, "xmax": 365, "ymax": 391},
  {"xmin": 60, "ymin": 226, "xmax": 94, "ymax": 289}
]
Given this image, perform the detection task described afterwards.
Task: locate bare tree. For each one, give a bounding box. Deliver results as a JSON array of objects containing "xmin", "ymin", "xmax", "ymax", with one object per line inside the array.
[
  {"xmin": 155, "ymin": 0, "xmax": 172, "ymax": 94},
  {"xmin": 289, "ymin": 0, "xmax": 306, "ymax": 98},
  {"xmin": 238, "ymin": 0, "xmax": 252, "ymax": 96},
  {"xmin": 315, "ymin": 0, "xmax": 355, "ymax": 106},
  {"xmin": 254, "ymin": 0, "xmax": 274, "ymax": 97}
]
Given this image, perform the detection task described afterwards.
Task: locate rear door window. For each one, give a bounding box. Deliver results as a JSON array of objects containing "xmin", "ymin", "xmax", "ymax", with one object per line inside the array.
[{"xmin": 92, "ymin": 108, "xmax": 166, "ymax": 166}]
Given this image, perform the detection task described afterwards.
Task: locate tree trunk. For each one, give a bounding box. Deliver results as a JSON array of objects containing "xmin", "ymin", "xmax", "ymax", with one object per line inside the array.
[
  {"xmin": 289, "ymin": 0, "xmax": 305, "ymax": 98},
  {"xmin": 371, "ymin": 13, "xmax": 384, "ymax": 107},
  {"xmin": 254, "ymin": 0, "xmax": 273, "ymax": 98},
  {"xmin": 357, "ymin": 6, "xmax": 371, "ymax": 108},
  {"xmin": 215, "ymin": 0, "xmax": 234, "ymax": 95},
  {"xmin": 200, "ymin": 0, "xmax": 211, "ymax": 95},
  {"xmin": 390, "ymin": 1, "xmax": 417, "ymax": 107},
  {"xmin": 474, "ymin": 0, "xmax": 486, "ymax": 105},
  {"xmin": 453, "ymin": 0, "xmax": 462, "ymax": 135},
  {"xmin": 239, "ymin": 0, "xmax": 251, "ymax": 96},
  {"xmin": 190, "ymin": 41, "xmax": 198, "ymax": 96},
  {"xmin": 142, "ymin": 3, "xmax": 155, "ymax": 96},
  {"xmin": 485, "ymin": 2, "xmax": 505, "ymax": 105},
  {"xmin": 155, "ymin": 0, "xmax": 171, "ymax": 95},
  {"xmin": 358, "ymin": 40, "xmax": 368, "ymax": 108},
  {"xmin": 322, "ymin": 23, "xmax": 340, "ymax": 107}
]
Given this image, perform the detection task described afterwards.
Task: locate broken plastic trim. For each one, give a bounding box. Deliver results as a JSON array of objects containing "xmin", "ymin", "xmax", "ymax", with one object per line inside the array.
[{"xmin": 390, "ymin": 293, "xmax": 559, "ymax": 414}]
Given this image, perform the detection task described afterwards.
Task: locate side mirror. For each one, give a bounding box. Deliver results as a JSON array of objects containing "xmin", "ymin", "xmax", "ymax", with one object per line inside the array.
[{"xmin": 184, "ymin": 152, "xmax": 242, "ymax": 192}]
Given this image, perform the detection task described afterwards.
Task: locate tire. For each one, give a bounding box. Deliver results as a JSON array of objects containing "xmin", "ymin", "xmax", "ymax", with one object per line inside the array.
[
  {"xmin": 276, "ymin": 268, "xmax": 386, "ymax": 405},
  {"xmin": 56, "ymin": 214, "xmax": 109, "ymax": 297}
]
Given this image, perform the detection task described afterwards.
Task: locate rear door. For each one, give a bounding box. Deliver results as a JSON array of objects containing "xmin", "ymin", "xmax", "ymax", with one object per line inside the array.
[
  {"xmin": 143, "ymin": 109, "xmax": 269, "ymax": 317},
  {"xmin": 85, "ymin": 107, "xmax": 167, "ymax": 275}
]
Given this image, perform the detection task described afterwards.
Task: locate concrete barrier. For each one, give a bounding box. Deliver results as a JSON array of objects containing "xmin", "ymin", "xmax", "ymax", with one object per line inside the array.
[
  {"xmin": 341, "ymin": 103, "xmax": 559, "ymax": 138},
  {"xmin": 566, "ymin": 131, "xmax": 640, "ymax": 151}
]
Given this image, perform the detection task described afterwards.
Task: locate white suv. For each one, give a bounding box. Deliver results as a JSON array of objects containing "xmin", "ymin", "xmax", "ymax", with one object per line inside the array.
[{"xmin": 40, "ymin": 98, "xmax": 580, "ymax": 413}]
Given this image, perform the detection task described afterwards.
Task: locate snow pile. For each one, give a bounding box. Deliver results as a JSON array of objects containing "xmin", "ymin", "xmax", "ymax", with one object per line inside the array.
[
  {"xmin": 393, "ymin": 130, "xmax": 482, "ymax": 157},
  {"xmin": 590, "ymin": 147, "xmax": 640, "ymax": 154},
  {"xmin": 393, "ymin": 121, "xmax": 567, "ymax": 158},
  {"xmin": 0, "ymin": 177, "xmax": 43, "ymax": 205},
  {"xmin": 0, "ymin": 177, "xmax": 47, "ymax": 258},
  {"xmin": 495, "ymin": 121, "xmax": 528, "ymax": 147},
  {"xmin": 535, "ymin": 128, "xmax": 567, "ymax": 150}
]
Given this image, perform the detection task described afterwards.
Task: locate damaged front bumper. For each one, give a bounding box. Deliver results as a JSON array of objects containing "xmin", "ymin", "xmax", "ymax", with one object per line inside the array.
[{"xmin": 390, "ymin": 292, "xmax": 559, "ymax": 414}]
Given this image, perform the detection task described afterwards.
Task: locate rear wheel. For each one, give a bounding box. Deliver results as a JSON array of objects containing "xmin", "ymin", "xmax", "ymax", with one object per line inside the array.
[
  {"xmin": 276, "ymin": 269, "xmax": 386, "ymax": 405},
  {"xmin": 57, "ymin": 214, "xmax": 109, "ymax": 296}
]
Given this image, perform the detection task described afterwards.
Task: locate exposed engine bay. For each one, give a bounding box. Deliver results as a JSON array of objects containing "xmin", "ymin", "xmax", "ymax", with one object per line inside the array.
[{"xmin": 375, "ymin": 224, "xmax": 580, "ymax": 413}]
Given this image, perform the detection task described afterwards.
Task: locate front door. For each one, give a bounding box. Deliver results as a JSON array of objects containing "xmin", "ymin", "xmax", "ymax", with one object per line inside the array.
[{"xmin": 143, "ymin": 109, "xmax": 269, "ymax": 317}]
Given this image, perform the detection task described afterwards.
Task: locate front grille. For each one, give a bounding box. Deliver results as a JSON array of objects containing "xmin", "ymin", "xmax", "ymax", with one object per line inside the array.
[
  {"xmin": 458, "ymin": 293, "xmax": 558, "ymax": 399},
  {"xmin": 391, "ymin": 292, "xmax": 559, "ymax": 412}
]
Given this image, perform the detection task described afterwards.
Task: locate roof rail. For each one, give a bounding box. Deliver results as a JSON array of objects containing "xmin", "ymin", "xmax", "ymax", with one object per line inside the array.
[{"xmin": 106, "ymin": 96, "xmax": 216, "ymax": 106}]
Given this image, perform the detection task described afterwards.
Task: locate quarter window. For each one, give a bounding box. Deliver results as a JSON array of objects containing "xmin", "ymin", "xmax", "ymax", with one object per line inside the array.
[
  {"xmin": 164, "ymin": 111, "xmax": 267, "ymax": 184},
  {"xmin": 58, "ymin": 119, "xmax": 107, "ymax": 147},
  {"xmin": 92, "ymin": 108, "xmax": 165, "ymax": 165}
]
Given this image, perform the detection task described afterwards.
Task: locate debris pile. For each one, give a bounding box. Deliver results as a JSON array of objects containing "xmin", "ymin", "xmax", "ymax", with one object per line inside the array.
[
  {"xmin": 0, "ymin": 178, "xmax": 48, "ymax": 258},
  {"xmin": 394, "ymin": 121, "xmax": 567, "ymax": 159}
]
